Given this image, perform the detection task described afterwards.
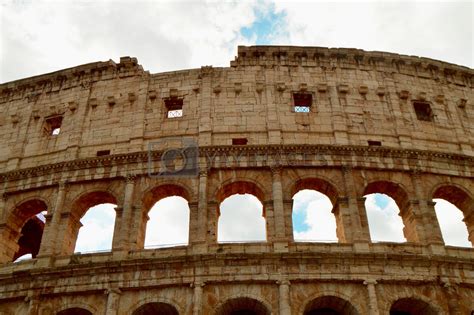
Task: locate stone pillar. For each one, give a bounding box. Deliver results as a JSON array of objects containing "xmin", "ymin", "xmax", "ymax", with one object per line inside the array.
[
  {"xmin": 264, "ymin": 201, "xmax": 276, "ymax": 242},
  {"xmin": 105, "ymin": 288, "xmax": 122, "ymax": 315},
  {"xmin": 207, "ymin": 201, "xmax": 218, "ymax": 243},
  {"xmin": 188, "ymin": 201, "xmax": 199, "ymax": 244},
  {"xmin": 27, "ymin": 294, "xmax": 40, "ymax": 315},
  {"xmin": 38, "ymin": 182, "xmax": 67, "ymax": 256},
  {"xmin": 333, "ymin": 197, "xmax": 352, "ymax": 243},
  {"xmin": 363, "ymin": 280, "xmax": 380, "ymax": 315},
  {"xmin": 341, "ymin": 166, "xmax": 370, "ymax": 242},
  {"xmin": 196, "ymin": 170, "xmax": 208, "ymax": 243},
  {"xmin": 442, "ymin": 282, "xmax": 460, "ymax": 315},
  {"xmin": 115, "ymin": 175, "xmax": 136, "ymax": 251},
  {"xmin": 271, "ymin": 166, "xmax": 286, "ymax": 240},
  {"xmin": 283, "ymin": 199, "xmax": 294, "ymax": 242},
  {"xmin": 463, "ymin": 209, "xmax": 474, "ymax": 246},
  {"xmin": 192, "ymin": 281, "xmax": 205, "ymax": 315},
  {"xmin": 278, "ymin": 280, "xmax": 291, "ymax": 315},
  {"xmin": 410, "ymin": 171, "xmax": 443, "ymax": 244},
  {"xmin": 0, "ymin": 192, "xmax": 6, "ymax": 222}
]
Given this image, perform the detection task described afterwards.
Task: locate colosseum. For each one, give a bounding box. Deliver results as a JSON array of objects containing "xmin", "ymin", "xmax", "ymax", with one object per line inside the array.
[{"xmin": 0, "ymin": 45, "xmax": 473, "ymax": 314}]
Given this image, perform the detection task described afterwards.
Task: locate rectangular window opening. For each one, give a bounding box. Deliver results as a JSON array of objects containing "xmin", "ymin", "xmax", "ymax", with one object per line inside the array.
[
  {"xmin": 96, "ymin": 150, "xmax": 111, "ymax": 156},
  {"xmin": 44, "ymin": 115, "xmax": 63, "ymax": 136},
  {"xmin": 232, "ymin": 138, "xmax": 248, "ymax": 145},
  {"xmin": 413, "ymin": 101, "xmax": 433, "ymax": 122},
  {"xmin": 368, "ymin": 140, "xmax": 382, "ymax": 146},
  {"xmin": 165, "ymin": 97, "xmax": 183, "ymax": 119},
  {"xmin": 293, "ymin": 93, "xmax": 312, "ymax": 113}
]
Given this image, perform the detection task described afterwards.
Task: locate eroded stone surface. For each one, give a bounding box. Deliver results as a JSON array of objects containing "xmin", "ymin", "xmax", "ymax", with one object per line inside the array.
[{"xmin": 0, "ymin": 46, "xmax": 473, "ymax": 314}]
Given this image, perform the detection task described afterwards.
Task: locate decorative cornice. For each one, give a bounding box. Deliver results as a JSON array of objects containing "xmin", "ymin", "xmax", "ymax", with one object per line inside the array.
[{"xmin": 0, "ymin": 144, "xmax": 472, "ymax": 183}]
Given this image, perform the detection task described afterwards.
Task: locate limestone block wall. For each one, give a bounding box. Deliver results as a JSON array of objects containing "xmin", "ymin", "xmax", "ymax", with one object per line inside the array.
[{"xmin": 0, "ymin": 46, "xmax": 473, "ymax": 314}]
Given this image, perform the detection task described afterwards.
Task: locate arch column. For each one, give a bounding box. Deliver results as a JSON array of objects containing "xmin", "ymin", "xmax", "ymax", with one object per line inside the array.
[
  {"xmin": 341, "ymin": 166, "xmax": 370, "ymax": 242},
  {"xmin": 0, "ymin": 224, "xmax": 18, "ymax": 263},
  {"xmin": 207, "ymin": 201, "xmax": 218, "ymax": 244},
  {"xmin": 264, "ymin": 200, "xmax": 276, "ymax": 242},
  {"xmin": 363, "ymin": 280, "xmax": 380, "ymax": 315},
  {"xmin": 442, "ymin": 282, "xmax": 460, "ymax": 314},
  {"xmin": 410, "ymin": 172, "xmax": 443, "ymax": 244},
  {"xmin": 193, "ymin": 170, "xmax": 208, "ymax": 245},
  {"xmin": 105, "ymin": 288, "xmax": 121, "ymax": 315},
  {"xmin": 114, "ymin": 174, "xmax": 137, "ymax": 251},
  {"xmin": 38, "ymin": 182, "xmax": 67, "ymax": 257},
  {"xmin": 192, "ymin": 281, "xmax": 205, "ymax": 315},
  {"xmin": 283, "ymin": 199, "xmax": 294, "ymax": 242},
  {"xmin": 332, "ymin": 197, "xmax": 352, "ymax": 243},
  {"xmin": 271, "ymin": 166, "xmax": 286, "ymax": 241},
  {"xmin": 464, "ymin": 209, "xmax": 474, "ymax": 246},
  {"xmin": 26, "ymin": 294, "xmax": 40, "ymax": 315},
  {"xmin": 278, "ymin": 280, "xmax": 291, "ymax": 315}
]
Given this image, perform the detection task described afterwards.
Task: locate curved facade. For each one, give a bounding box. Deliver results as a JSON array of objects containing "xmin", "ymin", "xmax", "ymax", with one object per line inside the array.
[{"xmin": 0, "ymin": 45, "xmax": 473, "ymax": 314}]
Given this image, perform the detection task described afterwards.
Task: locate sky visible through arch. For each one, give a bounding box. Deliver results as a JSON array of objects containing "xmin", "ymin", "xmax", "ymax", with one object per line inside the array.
[{"xmin": 2, "ymin": 1, "xmax": 471, "ymax": 254}]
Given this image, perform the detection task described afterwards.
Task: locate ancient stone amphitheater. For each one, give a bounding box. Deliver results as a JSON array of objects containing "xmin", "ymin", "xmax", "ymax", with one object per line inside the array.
[{"xmin": 0, "ymin": 46, "xmax": 473, "ymax": 315}]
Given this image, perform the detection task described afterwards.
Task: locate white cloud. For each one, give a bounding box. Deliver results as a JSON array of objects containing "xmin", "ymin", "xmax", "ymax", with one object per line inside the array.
[
  {"xmin": 3, "ymin": 1, "xmax": 470, "ymax": 83},
  {"xmin": 218, "ymin": 194, "xmax": 266, "ymax": 242},
  {"xmin": 272, "ymin": 0, "xmax": 472, "ymax": 67},
  {"xmin": 292, "ymin": 190, "xmax": 338, "ymax": 242},
  {"xmin": 75, "ymin": 203, "xmax": 116, "ymax": 253},
  {"xmin": 144, "ymin": 196, "xmax": 190, "ymax": 247},
  {"xmin": 365, "ymin": 194, "xmax": 406, "ymax": 243},
  {"xmin": 1, "ymin": 0, "xmax": 258, "ymax": 82},
  {"xmin": 434, "ymin": 199, "xmax": 471, "ymax": 247}
]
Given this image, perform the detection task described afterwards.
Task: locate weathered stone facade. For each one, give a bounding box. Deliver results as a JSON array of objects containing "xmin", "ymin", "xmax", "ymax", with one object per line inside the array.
[{"xmin": 0, "ymin": 46, "xmax": 473, "ymax": 314}]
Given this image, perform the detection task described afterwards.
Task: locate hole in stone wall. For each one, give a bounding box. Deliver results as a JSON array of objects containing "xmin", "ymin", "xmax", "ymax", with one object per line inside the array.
[
  {"xmin": 96, "ymin": 150, "xmax": 111, "ymax": 156},
  {"xmin": 165, "ymin": 97, "xmax": 183, "ymax": 118},
  {"xmin": 44, "ymin": 115, "xmax": 63, "ymax": 136},
  {"xmin": 364, "ymin": 193, "xmax": 406, "ymax": 243},
  {"xmin": 74, "ymin": 203, "xmax": 117, "ymax": 253},
  {"xmin": 292, "ymin": 190, "xmax": 338, "ymax": 242},
  {"xmin": 232, "ymin": 138, "xmax": 248, "ymax": 145},
  {"xmin": 293, "ymin": 92, "xmax": 312, "ymax": 113},
  {"xmin": 144, "ymin": 196, "xmax": 190, "ymax": 248},
  {"xmin": 368, "ymin": 140, "xmax": 382, "ymax": 146},
  {"xmin": 218, "ymin": 194, "xmax": 266, "ymax": 243},
  {"xmin": 413, "ymin": 101, "xmax": 434, "ymax": 122},
  {"xmin": 433, "ymin": 199, "xmax": 471, "ymax": 247}
]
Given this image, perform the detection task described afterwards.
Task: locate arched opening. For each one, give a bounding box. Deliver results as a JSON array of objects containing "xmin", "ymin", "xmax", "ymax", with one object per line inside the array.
[
  {"xmin": 364, "ymin": 181, "xmax": 413, "ymax": 242},
  {"xmin": 304, "ymin": 295, "xmax": 359, "ymax": 315},
  {"xmin": 433, "ymin": 185, "xmax": 474, "ymax": 247},
  {"xmin": 218, "ymin": 193, "xmax": 266, "ymax": 242},
  {"xmin": 74, "ymin": 203, "xmax": 117, "ymax": 253},
  {"xmin": 1, "ymin": 199, "xmax": 48, "ymax": 263},
  {"xmin": 132, "ymin": 302, "xmax": 179, "ymax": 315},
  {"xmin": 390, "ymin": 298, "xmax": 438, "ymax": 315},
  {"xmin": 67, "ymin": 191, "xmax": 117, "ymax": 255},
  {"xmin": 216, "ymin": 181, "xmax": 267, "ymax": 243},
  {"xmin": 57, "ymin": 308, "xmax": 93, "ymax": 315},
  {"xmin": 215, "ymin": 297, "xmax": 270, "ymax": 315},
  {"xmin": 291, "ymin": 178, "xmax": 340, "ymax": 242},
  {"xmin": 364, "ymin": 193, "xmax": 406, "ymax": 242},
  {"xmin": 292, "ymin": 189, "xmax": 338, "ymax": 242},
  {"xmin": 144, "ymin": 196, "xmax": 190, "ymax": 248},
  {"xmin": 142, "ymin": 184, "xmax": 191, "ymax": 249}
]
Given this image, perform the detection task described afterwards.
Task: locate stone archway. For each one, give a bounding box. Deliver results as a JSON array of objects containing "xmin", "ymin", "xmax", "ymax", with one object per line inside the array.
[
  {"xmin": 390, "ymin": 297, "xmax": 438, "ymax": 315},
  {"xmin": 132, "ymin": 302, "xmax": 179, "ymax": 315},
  {"xmin": 56, "ymin": 308, "xmax": 92, "ymax": 315},
  {"xmin": 304, "ymin": 295, "xmax": 359, "ymax": 315},
  {"xmin": 215, "ymin": 297, "xmax": 271, "ymax": 315}
]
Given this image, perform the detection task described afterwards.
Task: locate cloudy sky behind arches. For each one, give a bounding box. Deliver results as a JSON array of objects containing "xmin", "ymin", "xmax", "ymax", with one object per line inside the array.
[{"xmin": 1, "ymin": 0, "xmax": 472, "ymax": 83}]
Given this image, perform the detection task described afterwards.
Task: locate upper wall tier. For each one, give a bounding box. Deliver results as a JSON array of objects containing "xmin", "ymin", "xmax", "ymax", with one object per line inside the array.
[{"xmin": 0, "ymin": 46, "xmax": 472, "ymax": 171}]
